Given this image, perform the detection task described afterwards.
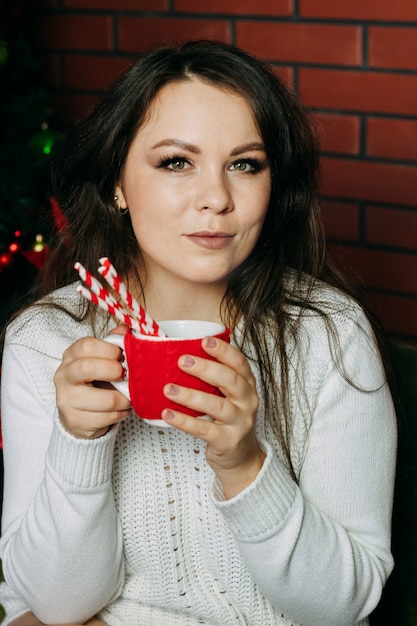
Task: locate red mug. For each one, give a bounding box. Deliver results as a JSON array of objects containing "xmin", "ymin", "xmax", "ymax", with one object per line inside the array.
[{"xmin": 104, "ymin": 320, "xmax": 230, "ymax": 427}]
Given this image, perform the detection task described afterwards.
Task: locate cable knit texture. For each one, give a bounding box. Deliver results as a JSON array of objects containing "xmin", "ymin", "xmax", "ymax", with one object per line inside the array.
[{"xmin": 0, "ymin": 283, "xmax": 397, "ymax": 625}]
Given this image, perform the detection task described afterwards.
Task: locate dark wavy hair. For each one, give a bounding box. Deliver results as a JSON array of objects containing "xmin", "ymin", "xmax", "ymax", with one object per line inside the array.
[{"xmin": 31, "ymin": 40, "xmax": 377, "ymax": 476}]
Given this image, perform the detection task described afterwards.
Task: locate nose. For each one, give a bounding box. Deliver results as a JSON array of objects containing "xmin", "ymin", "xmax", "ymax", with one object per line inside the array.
[{"xmin": 196, "ymin": 169, "xmax": 234, "ymax": 214}]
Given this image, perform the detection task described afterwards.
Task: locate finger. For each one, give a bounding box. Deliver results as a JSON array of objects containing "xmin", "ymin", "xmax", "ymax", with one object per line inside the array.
[
  {"xmin": 56, "ymin": 378, "xmax": 132, "ymax": 422},
  {"xmin": 62, "ymin": 336, "xmax": 123, "ymax": 366},
  {"xmin": 56, "ymin": 386, "xmax": 132, "ymax": 438},
  {"xmin": 163, "ymin": 381, "xmax": 257, "ymax": 441},
  {"xmin": 61, "ymin": 384, "xmax": 132, "ymax": 414},
  {"xmin": 202, "ymin": 336, "xmax": 255, "ymax": 380},
  {"xmin": 56, "ymin": 356, "xmax": 125, "ymax": 387},
  {"xmin": 162, "ymin": 406, "xmax": 216, "ymax": 440},
  {"xmin": 65, "ymin": 406, "xmax": 131, "ymax": 429},
  {"xmin": 177, "ymin": 353, "xmax": 257, "ymax": 405},
  {"xmin": 163, "ymin": 382, "xmax": 230, "ymax": 423},
  {"xmin": 107, "ymin": 323, "xmax": 130, "ymax": 337}
]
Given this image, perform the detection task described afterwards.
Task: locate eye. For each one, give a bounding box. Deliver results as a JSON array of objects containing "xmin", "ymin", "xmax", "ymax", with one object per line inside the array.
[
  {"xmin": 229, "ymin": 158, "xmax": 262, "ymax": 173},
  {"xmin": 158, "ymin": 156, "xmax": 190, "ymax": 171}
]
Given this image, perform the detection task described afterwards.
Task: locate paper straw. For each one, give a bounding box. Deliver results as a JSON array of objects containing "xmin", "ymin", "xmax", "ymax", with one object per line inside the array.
[
  {"xmin": 75, "ymin": 261, "xmax": 142, "ymax": 334},
  {"xmin": 75, "ymin": 262, "xmax": 119, "ymax": 308},
  {"xmin": 76, "ymin": 284, "xmax": 142, "ymax": 334},
  {"xmin": 98, "ymin": 257, "xmax": 165, "ymax": 337},
  {"xmin": 74, "ymin": 259, "xmax": 165, "ymax": 336},
  {"xmin": 98, "ymin": 257, "xmax": 141, "ymax": 318},
  {"xmin": 75, "ymin": 261, "xmax": 134, "ymax": 321}
]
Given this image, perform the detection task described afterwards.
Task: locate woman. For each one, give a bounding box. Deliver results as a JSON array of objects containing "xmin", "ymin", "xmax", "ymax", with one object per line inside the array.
[{"xmin": 0, "ymin": 40, "xmax": 396, "ymax": 625}]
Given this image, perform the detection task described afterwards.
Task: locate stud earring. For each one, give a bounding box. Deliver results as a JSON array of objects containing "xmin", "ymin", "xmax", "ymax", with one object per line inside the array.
[{"xmin": 114, "ymin": 194, "xmax": 128, "ymax": 215}]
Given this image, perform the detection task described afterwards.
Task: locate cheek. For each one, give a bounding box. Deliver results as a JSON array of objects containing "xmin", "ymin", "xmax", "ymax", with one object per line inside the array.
[
  {"xmin": 130, "ymin": 211, "xmax": 176, "ymax": 261},
  {"xmin": 240, "ymin": 205, "xmax": 269, "ymax": 253},
  {"xmin": 239, "ymin": 216, "xmax": 267, "ymax": 257},
  {"xmin": 131, "ymin": 219, "xmax": 157, "ymax": 246},
  {"xmin": 249, "ymin": 198, "xmax": 270, "ymax": 233},
  {"xmin": 246, "ymin": 178, "xmax": 271, "ymax": 222}
]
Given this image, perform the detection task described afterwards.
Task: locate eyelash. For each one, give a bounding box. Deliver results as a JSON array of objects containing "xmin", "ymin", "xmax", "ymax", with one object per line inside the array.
[
  {"xmin": 157, "ymin": 155, "xmax": 265, "ymax": 173},
  {"xmin": 157, "ymin": 155, "xmax": 190, "ymax": 171},
  {"xmin": 230, "ymin": 158, "xmax": 264, "ymax": 173}
]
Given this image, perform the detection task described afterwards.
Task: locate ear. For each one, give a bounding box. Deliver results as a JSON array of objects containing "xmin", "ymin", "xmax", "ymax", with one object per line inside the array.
[{"xmin": 114, "ymin": 184, "xmax": 128, "ymax": 209}]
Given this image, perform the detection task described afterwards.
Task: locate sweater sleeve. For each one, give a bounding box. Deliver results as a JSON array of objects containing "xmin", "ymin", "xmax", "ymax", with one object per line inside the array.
[
  {"xmin": 0, "ymin": 339, "xmax": 125, "ymax": 625},
  {"xmin": 213, "ymin": 308, "xmax": 397, "ymax": 626}
]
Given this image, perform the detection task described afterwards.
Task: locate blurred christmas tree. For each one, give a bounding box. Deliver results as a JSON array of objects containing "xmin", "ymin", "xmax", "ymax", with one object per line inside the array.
[{"xmin": 0, "ymin": 0, "xmax": 61, "ymax": 329}]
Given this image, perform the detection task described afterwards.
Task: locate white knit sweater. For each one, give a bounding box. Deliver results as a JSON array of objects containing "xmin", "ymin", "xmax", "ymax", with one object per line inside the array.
[{"xmin": 0, "ymin": 283, "xmax": 397, "ymax": 626}]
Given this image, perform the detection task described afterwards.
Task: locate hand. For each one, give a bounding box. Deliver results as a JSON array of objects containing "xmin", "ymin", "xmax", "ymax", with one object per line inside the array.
[
  {"xmin": 9, "ymin": 614, "xmax": 43, "ymax": 626},
  {"xmin": 54, "ymin": 325, "xmax": 132, "ymax": 439},
  {"xmin": 162, "ymin": 336, "xmax": 266, "ymax": 498}
]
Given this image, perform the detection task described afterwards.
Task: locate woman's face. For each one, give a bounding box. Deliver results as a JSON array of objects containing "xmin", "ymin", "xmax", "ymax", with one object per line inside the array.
[{"xmin": 115, "ymin": 77, "xmax": 271, "ymax": 295}]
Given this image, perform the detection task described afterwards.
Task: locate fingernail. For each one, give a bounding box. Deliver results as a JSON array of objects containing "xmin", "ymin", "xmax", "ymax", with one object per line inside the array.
[
  {"xmin": 204, "ymin": 336, "xmax": 217, "ymax": 348},
  {"xmin": 163, "ymin": 409, "xmax": 176, "ymax": 421},
  {"xmin": 180, "ymin": 355, "xmax": 195, "ymax": 368},
  {"xmin": 166, "ymin": 384, "xmax": 180, "ymax": 396}
]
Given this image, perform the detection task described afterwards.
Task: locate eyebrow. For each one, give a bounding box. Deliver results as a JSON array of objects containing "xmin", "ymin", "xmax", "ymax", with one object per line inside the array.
[
  {"xmin": 230, "ymin": 142, "xmax": 266, "ymax": 156},
  {"xmin": 151, "ymin": 139, "xmax": 201, "ymax": 153},
  {"xmin": 150, "ymin": 139, "xmax": 266, "ymax": 155}
]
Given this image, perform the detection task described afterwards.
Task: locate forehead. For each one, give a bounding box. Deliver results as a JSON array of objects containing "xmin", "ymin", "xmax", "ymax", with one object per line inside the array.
[{"xmin": 135, "ymin": 77, "xmax": 261, "ymax": 144}]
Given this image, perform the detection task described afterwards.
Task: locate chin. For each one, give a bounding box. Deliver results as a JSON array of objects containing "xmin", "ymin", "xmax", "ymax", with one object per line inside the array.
[{"xmin": 181, "ymin": 272, "xmax": 229, "ymax": 287}]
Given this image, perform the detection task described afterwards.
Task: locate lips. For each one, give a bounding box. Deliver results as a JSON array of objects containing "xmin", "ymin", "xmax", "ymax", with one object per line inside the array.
[{"xmin": 185, "ymin": 231, "xmax": 234, "ymax": 250}]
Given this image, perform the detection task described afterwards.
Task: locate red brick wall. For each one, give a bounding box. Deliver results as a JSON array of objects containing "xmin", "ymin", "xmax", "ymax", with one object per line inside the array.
[{"xmin": 31, "ymin": 0, "xmax": 417, "ymax": 344}]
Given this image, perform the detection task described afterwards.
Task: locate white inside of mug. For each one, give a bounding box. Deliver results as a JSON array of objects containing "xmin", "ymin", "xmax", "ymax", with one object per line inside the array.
[{"xmin": 140, "ymin": 320, "xmax": 225, "ymax": 341}]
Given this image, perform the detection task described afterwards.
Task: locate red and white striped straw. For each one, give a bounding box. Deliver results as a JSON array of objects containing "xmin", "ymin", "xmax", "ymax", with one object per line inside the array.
[
  {"xmin": 75, "ymin": 262, "xmax": 142, "ymax": 334},
  {"xmin": 75, "ymin": 262, "xmax": 120, "ymax": 310},
  {"xmin": 98, "ymin": 257, "xmax": 140, "ymax": 317},
  {"xmin": 76, "ymin": 284, "xmax": 142, "ymax": 334},
  {"xmin": 98, "ymin": 257, "xmax": 164, "ymax": 337},
  {"xmin": 74, "ymin": 259, "xmax": 165, "ymax": 337}
]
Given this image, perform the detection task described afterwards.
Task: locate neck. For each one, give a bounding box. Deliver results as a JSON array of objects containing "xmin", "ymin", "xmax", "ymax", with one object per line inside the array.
[{"xmin": 138, "ymin": 278, "xmax": 227, "ymax": 325}]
